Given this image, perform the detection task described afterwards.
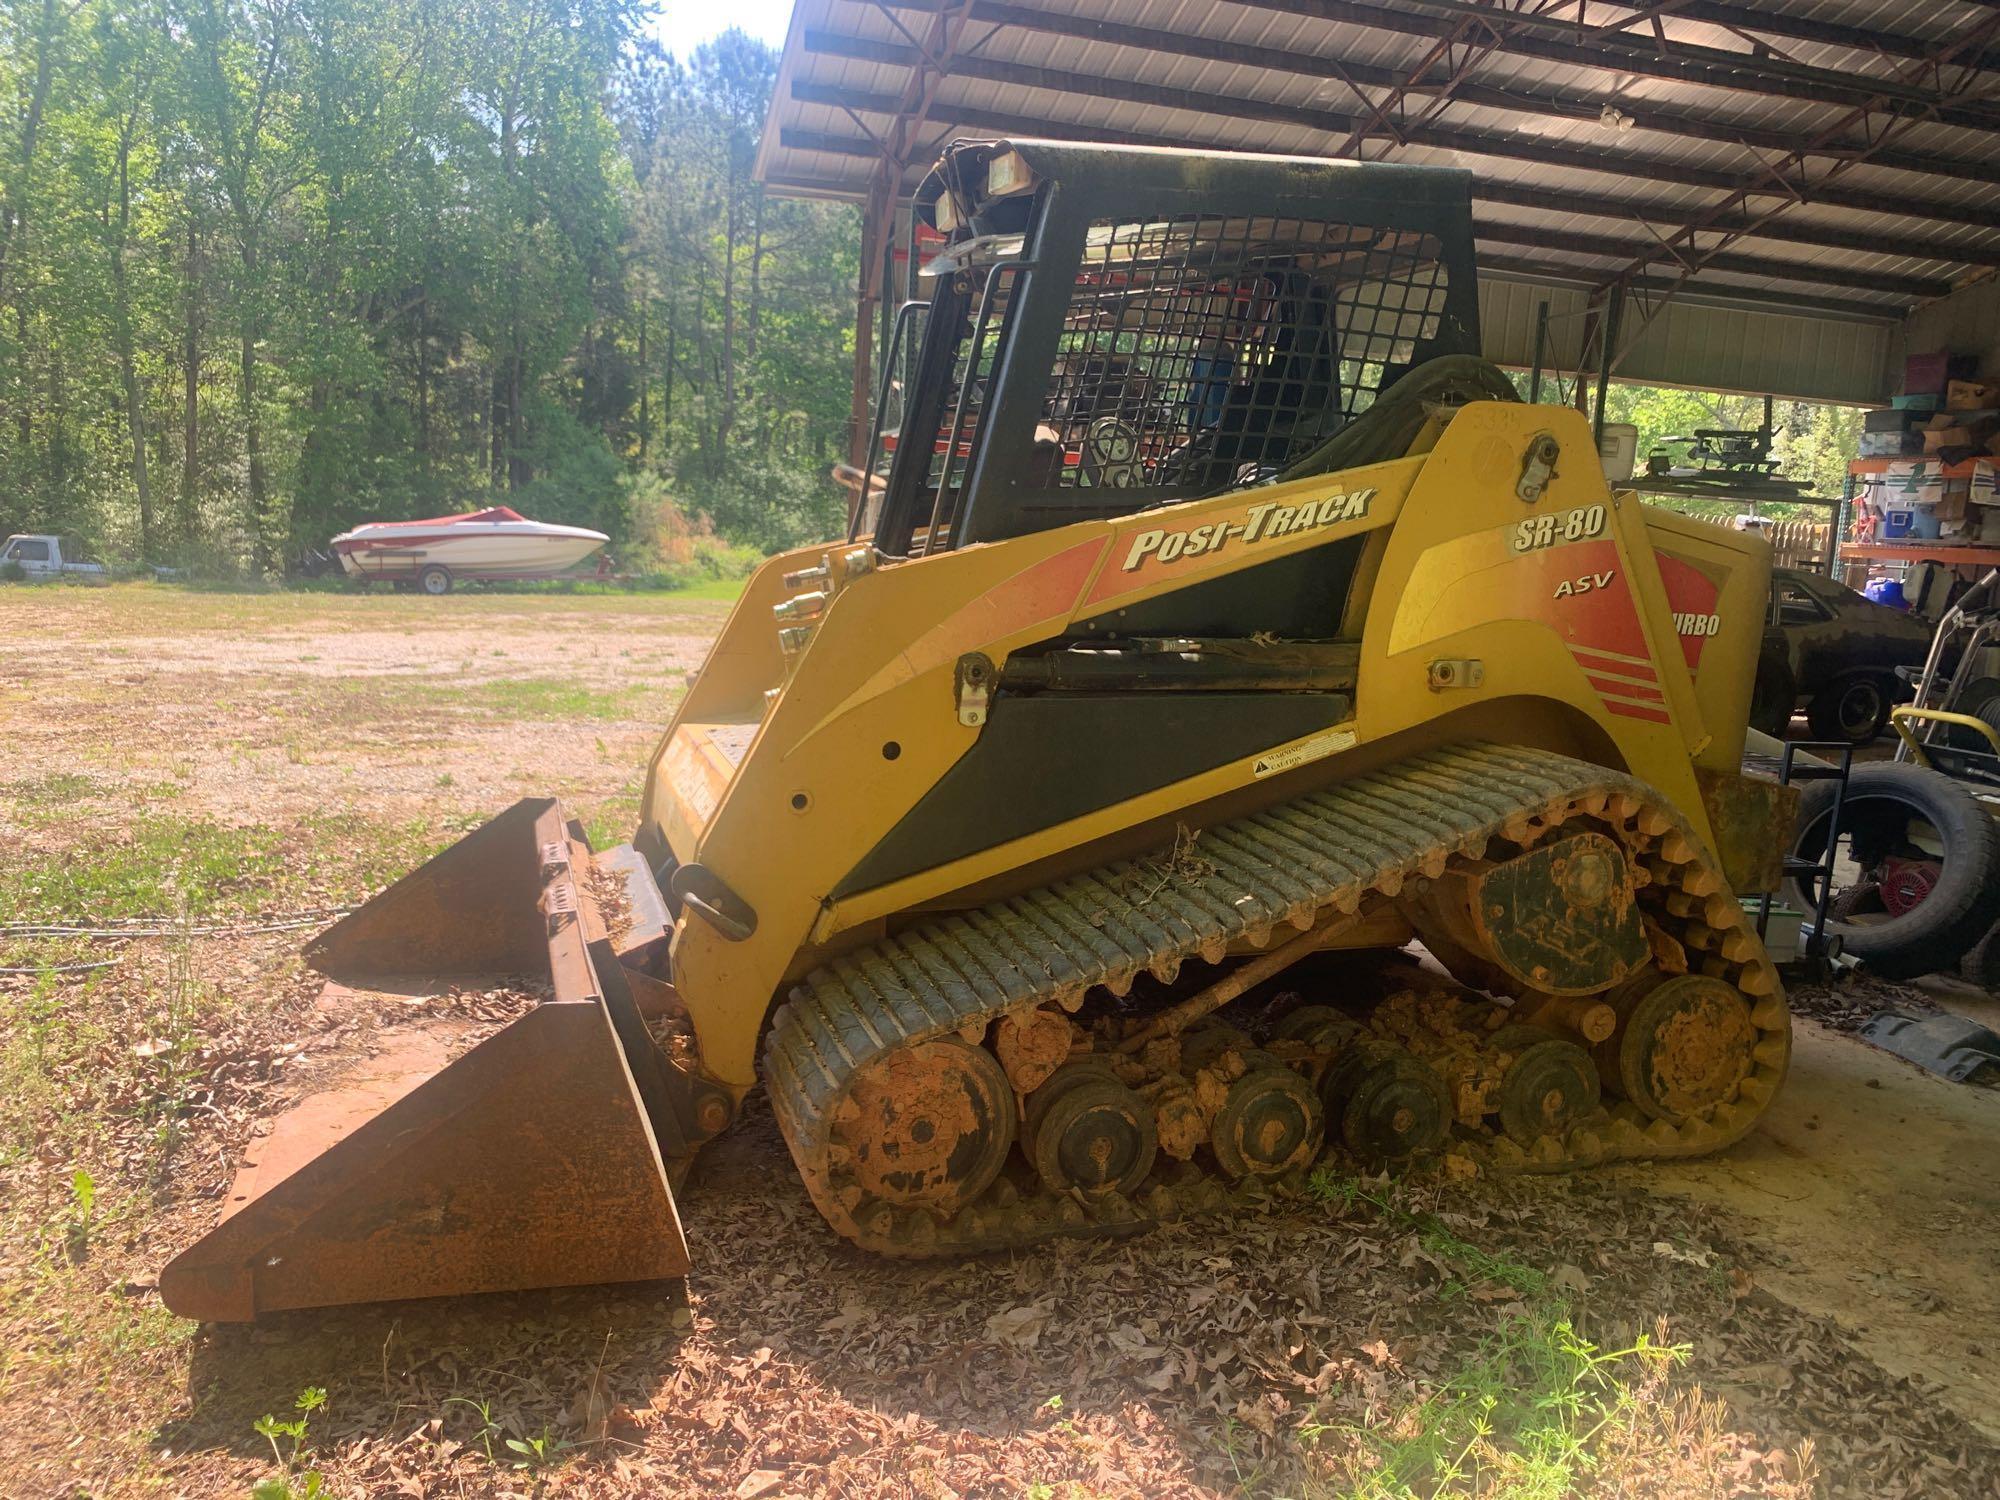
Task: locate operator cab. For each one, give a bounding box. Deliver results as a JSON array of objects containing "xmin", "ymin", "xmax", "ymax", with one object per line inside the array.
[{"xmin": 857, "ymin": 138, "xmax": 1483, "ymax": 557}]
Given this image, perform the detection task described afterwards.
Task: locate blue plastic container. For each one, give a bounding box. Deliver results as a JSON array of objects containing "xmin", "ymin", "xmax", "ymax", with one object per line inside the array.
[
  {"xmin": 1864, "ymin": 577, "xmax": 1908, "ymax": 609},
  {"xmin": 1882, "ymin": 508, "xmax": 1916, "ymax": 539}
]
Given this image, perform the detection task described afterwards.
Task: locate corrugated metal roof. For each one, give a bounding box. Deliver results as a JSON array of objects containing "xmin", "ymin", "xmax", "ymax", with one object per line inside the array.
[{"xmin": 758, "ymin": 0, "xmax": 2000, "ymax": 400}]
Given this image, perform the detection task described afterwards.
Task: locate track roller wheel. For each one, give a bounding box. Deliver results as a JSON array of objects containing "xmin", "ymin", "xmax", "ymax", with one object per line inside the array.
[
  {"xmin": 1180, "ymin": 1023, "xmax": 1255, "ymax": 1073},
  {"xmin": 1490, "ymin": 1025, "xmax": 1601, "ymax": 1148},
  {"xmin": 1595, "ymin": 974, "xmax": 1755, "ymax": 1124},
  {"xmin": 1151, "ymin": 1079, "xmax": 1207, "ymax": 1160},
  {"xmin": 1025, "ymin": 1060, "xmax": 1158, "ymax": 1198},
  {"xmin": 1321, "ymin": 1040, "xmax": 1451, "ymax": 1163},
  {"xmin": 1209, "ymin": 1051, "xmax": 1324, "ymax": 1179},
  {"xmin": 1273, "ymin": 1005, "xmax": 1363, "ymax": 1052},
  {"xmin": 834, "ymin": 1037, "xmax": 1015, "ymax": 1214}
]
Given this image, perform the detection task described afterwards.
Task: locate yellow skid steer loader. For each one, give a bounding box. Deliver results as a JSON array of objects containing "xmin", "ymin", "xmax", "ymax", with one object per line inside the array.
[{"xmin": 162, "ymin": 139, "xmax": 1793, "ymax": 1320}]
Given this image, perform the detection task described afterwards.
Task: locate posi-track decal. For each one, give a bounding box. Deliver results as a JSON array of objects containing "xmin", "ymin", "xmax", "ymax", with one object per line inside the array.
[{"xmin": 1120, "ymin": 489, "xmax": 1376, "ymax": 571}]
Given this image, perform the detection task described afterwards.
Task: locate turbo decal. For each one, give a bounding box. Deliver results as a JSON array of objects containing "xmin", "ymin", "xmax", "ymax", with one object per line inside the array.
[
  {"xmin": 1121, "ymin": 488, "xmax": 1375, "ymax": 571},
  {"xmin": 1655, "ymin": 553, "xmax": 1725, "ymax": 669},
  {"xmin": 1512, "ymin": 504, "xmax": 1607, "ymax": 552}
]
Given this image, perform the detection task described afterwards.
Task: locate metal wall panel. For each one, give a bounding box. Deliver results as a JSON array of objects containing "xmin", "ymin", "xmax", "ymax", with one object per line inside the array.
[
  {"xmin": 1897, "ymin": 277, "xmax": 2000, "ymax": 382},
  {"xmin": 1479, "ymin": 274, "xmax": 1894, "ymax": 405}
]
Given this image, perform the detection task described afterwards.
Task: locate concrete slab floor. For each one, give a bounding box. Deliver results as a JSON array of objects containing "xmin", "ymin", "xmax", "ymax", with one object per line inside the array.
[{"xmin": 1641, "ymin": 1016, "xmax": 2000, "ymax": 1439}]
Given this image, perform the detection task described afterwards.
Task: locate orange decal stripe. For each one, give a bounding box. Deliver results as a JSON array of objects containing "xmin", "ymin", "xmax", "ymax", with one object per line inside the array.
[
  {"xmin": 1586, "ymin": 673, "xmax": 1664, "ymax": 703},
  {"xmin": 1605, "ymin": 700, "xmax": 1673, "ymax": 724},
  {"xmin": 1573, "ymin": 646, "xmax": 1656, "ymax": 677}
]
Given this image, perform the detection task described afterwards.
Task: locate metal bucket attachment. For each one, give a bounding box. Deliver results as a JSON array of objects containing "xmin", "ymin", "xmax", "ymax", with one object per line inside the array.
[{"xmin": 160, "ymin": 799, "xmax": 692, "ymax": 1322}]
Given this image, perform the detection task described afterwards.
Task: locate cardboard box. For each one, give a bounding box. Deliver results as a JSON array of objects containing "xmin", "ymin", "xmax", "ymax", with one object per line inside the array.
[
  {"xmin": 1906, "ymin": 352, "xmax": 1981, "ymax": 395},
  {"xmin": 1948, "ymin": 378, "xmax": 2000, "ymax": 411},
  {"xmin": 1860, "ymin": 430, "xmax": 1922, "ymax": 456},
  {"xmin": 1927, "ymin": 458, "xmax": 2000, "ymax": 505},
  {"xmin": 1876, "ymin": 460, "xmax": 1994, "ymax": 508},
  {"xmin": 1922, "ymin": 410, "xmax": 2000, "ymax": 453},
  {"xmin": 1967, "ymin": 459, "xmax": 1999, "ymax": 506}
]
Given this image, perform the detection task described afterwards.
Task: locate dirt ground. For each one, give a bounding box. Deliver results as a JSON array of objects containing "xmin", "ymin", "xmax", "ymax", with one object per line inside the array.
[
  {"xmin": 1650, "ymin": 1002, "xmax": 2000, "ymax": 1439},
  {"xmin": 6, "ymin": 582, "xmax": 2000, "ymax": 1499}
]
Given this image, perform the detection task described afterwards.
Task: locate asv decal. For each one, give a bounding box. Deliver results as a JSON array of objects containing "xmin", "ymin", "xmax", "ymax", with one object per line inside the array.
[
  {"xmin": 1122, "ymin": 489, "xmax": 1375, "ymax": 572},
  {"xmin": 1513, "ymin": 504, "xmax": 1607, "ymax": 552},
  {"xmin": 1554, "ymin": 569, "xmax": 1617, "ymax": 598},
  {"xmin": 1674, "ymin": 611, "xmax": 1722, "ymax": 638}
]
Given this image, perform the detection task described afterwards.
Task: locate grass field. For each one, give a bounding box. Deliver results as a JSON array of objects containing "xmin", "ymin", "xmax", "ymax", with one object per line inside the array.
[{"xmin": 2, "ymin": 582, "xmax": 1995, "ymax": 1498}]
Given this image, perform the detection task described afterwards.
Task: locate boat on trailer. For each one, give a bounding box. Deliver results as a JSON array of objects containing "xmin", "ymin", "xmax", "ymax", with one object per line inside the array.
[{"xmin": 330, "ymin": 507, "xmax": 609, "ymax": 594}]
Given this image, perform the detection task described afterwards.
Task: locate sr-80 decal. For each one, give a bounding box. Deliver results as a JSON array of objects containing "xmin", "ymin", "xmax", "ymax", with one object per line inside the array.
[{"xmin": 1514, "ymin": 503, "xmax": 1608, "ymax": 552}]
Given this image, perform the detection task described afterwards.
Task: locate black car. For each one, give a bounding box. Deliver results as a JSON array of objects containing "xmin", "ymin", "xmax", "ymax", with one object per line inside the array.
[{"xmin": 1750, "ymin": 568, "xmax": 1934, "ymax": 743}]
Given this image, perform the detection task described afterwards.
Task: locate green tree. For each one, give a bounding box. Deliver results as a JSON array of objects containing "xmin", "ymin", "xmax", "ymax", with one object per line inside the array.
[
  {"xmin": 0, "ymin": 10, "xmax": 856, "ymax": 571},
  {"xmin": 1602, "ymin": 381, "xmax": 1861, "ymax": 519},
  {"xmin": 620, "ymin": 33, "xmax": 858, "ymax": 549}
]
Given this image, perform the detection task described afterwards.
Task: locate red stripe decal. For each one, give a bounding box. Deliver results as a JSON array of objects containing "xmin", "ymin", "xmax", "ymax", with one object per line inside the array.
[
  {"xmin": 1605, "ymin": 701, "xmax": 1672, "ymax": 724},
  {"xmin": 1573, "ymin": 647, "xmax": 1656, "ymax": 680},
  {"xmin": 1586, "ymin": 674, "xmax": 1664, "ymax": 703}
]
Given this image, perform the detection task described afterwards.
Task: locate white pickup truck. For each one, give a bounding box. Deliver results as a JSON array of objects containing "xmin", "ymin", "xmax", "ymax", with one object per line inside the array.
[{"xmin": 1, "ymin": 534, "xmax": 108, "ymax": 581}]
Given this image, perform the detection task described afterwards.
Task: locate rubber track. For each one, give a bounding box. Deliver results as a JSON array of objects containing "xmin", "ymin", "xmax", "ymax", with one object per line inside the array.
[{"xmin": 764, "ymin": 742, "xmax": 1790, "ymax": 1255}]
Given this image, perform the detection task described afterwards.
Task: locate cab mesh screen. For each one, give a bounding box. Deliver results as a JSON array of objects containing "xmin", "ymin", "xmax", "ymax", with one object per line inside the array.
[{"xmin": 1043, "ymin": 216, "xmax": 1449, "ymax": 494}]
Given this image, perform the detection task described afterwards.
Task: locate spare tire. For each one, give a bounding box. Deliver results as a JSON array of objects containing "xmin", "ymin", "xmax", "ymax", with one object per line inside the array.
[
  {"xmin": 1944, "ymin": 677, "xmax": 2000, "ymax": 750},
  {"xmin": 1961, "ymin": 920, "xmax": 2000, "ymax": 993},
  {"xmin": 1786, "ymin": 762, "xmax": 2000, "ymax": 980},
  {"xmin": 1955, "ymin": 676, "xmax": 2000, "ymax": 721},
  {"xmin": 1976, "ymin": 695, "xmax": 2000, "ymax": 747},
  {"xmin": 1806, "ymin": 674, "xmax": 1893, "ymax": 745}
]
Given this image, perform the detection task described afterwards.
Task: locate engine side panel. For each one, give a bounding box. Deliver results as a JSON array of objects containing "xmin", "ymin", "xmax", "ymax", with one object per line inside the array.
[
  {"xmin": 1636, "ymin": 507, "xmax": 1773, "ymax": 771},
  {"xmin": 1358, "ymin": 404, "xmax": 1768, "ymax": 818}
]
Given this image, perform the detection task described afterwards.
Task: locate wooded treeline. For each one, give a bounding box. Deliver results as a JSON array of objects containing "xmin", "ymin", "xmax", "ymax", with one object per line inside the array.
[{"xmin": 0, "ymin": 3, "xmax": 857, "ymax": 569}]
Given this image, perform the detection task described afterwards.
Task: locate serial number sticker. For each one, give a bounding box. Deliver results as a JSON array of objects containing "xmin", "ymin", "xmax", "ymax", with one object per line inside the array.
[
  {"xmin": 708, "ymin": 722, "xmax": 756, "ymax": 767},
  {"xmin": 1252, "ymin": 727, "xmax": 1358, "ymax": 779},
  {"xmin": 1122, "ymin": 489, "xmax": 1375, "ymax": 571},
  {"xmin": 1513, "ymin": 503, "xmax": 1607, "ymax": 552}
]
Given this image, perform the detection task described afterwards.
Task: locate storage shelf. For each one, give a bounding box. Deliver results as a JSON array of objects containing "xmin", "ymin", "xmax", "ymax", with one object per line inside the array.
[
  {"xmin": 1847, "ymin": 457, "xmax": 1990, "ymax": 478},
  {"xmin": 1839, "ymin": 541, "xmax": 2000, "ymax": 565}
]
